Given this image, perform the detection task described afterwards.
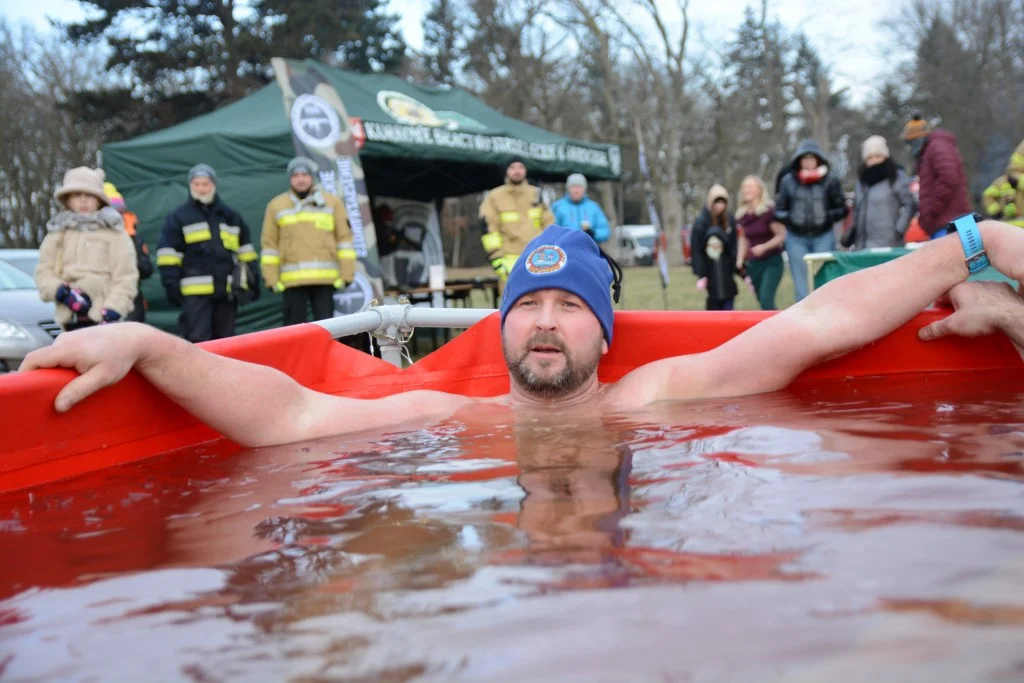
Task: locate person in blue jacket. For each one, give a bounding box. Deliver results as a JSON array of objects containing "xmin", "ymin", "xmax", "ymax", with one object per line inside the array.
[{"xmin": 551, "ymin": 173, "xmax": 610, "ymax": 244}]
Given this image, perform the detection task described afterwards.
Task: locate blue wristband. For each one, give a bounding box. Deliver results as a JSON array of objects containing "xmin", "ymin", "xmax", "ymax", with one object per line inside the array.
[{"xmin": 950, "ymin": 213, "xmax": 989, "ymax": 274}]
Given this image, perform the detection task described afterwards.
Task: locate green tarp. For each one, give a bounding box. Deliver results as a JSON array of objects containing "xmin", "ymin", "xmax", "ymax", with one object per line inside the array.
[
  {"xmin": 812, "ymin": 248, "xmax": 1017, "ymax": 290},
  {"xmin": 101, "ymin": 60, "xmax": 622, "ymax": 335}
]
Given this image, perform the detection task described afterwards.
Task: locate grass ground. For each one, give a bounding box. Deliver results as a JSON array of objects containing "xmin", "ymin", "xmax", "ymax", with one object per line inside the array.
[
  {"xmin": 455, "ymin": 262, "xmax": 797, "ymax": 311},
  {"xmin": 406, "ymin": 262, "xmax": 797, "ymax": 357}
]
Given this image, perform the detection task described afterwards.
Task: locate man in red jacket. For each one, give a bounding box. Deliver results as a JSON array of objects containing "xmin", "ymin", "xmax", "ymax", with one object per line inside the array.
[{"xmin": 902, "ymin": 114, "xmax": 972, "ymax": 238}]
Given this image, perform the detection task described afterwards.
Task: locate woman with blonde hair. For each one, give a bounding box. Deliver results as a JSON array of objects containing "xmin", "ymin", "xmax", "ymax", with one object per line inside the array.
[{"xmin": 736, "ymin": 175, "xmax": 786, "ymax": 310}]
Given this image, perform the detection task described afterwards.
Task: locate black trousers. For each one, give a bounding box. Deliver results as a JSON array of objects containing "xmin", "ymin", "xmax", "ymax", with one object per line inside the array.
[
  {"xmin": 282, "ymin": 285, "xmax": 335, "ymax": 325},
  {"xmin": 282, "ymin": 285, "xmax": 370, "ymax": 354},
  {"xmin": 180, "ymin": 296, "xmax": 237, "ymax": 343}
]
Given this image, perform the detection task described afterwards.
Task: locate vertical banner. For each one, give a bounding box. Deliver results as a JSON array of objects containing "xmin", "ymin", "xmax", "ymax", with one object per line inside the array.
[
  {"xmin": 633, "ymin": 120, "xmax": 670, "ymax": 308},
  {"xmin": 271, "ymin": 57, "xmax": 384, "ymax": 304}
]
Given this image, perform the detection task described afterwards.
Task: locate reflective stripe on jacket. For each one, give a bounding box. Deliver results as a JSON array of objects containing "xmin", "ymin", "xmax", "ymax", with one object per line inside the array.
[
  {"xmin": 260, "ymin": 189, "xmax": 355, "ymax": 289},
  {"xmin": 157, "ymin": 196, "xmax": 260, "ymax": 298},
  {"xmin": 478, "ymin": 180, "xmax": 555, "ymax": 262}
]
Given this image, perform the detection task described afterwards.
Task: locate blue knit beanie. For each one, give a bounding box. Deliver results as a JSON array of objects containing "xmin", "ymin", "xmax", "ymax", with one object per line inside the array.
[{"xmin": 500, "ymin": 224, "xmax": 617, "ymax": 343}]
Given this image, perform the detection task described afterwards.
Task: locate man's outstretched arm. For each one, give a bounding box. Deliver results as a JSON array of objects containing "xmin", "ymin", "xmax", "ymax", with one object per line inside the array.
[
  {"xmin": 618, "ymin": 220, "xmax": 1024, "ymax": 404},
  {"xmin": 20, "ymin": 323, "xmax": 473, "ymax": 447}
]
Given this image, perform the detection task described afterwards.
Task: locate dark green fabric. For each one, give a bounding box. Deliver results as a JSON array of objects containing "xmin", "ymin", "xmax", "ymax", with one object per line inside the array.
[
  {"xmin": 813, "ymin": 248, "xmax": 1018, "ymax": 290},
  {"xmin": 102, "ymin": 60, "xmax": 621, "ymax": 334},
  {"xmin": 747, "ymin": 253, "xmax": 785, "ymax": 310}
]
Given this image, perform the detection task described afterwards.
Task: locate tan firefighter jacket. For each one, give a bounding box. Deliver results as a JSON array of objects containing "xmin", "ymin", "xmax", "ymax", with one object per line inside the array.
[
  {"xmin": 260, "ymin": 189, "xmax": 356, "ymax": 290},
  {"xmin": 479, "ymin": 180, "xmax": 555, "ymax": 266}
]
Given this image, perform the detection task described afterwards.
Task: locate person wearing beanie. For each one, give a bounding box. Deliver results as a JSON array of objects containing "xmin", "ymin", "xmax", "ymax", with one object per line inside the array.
[
  {"xmin": 774, "ymin": 139, "xmax": 849, "ymax": 301},
  {"xmin": 104, "ymin": 182, "xmax": 155, "ymax": 322},
  {"xmin": 157, "ymin": 163, "xmax": 260, "ymax": 343},
  {"xmin": 34, "ymin": 167, "xmax": 139, "ymax": 332},
  {"xmin": 30, "ymin": 218, "xmax": 1024, "ymax": 446},
  {"xmin": 478, "ymin": 157, "xmax": 556, "ymax": 293},
  {"xmin": 689, "ymin": 184, "xmax": 746, "ymax": 310},
  {"xmin": 845, "ymin": 135, "xmax": 916, "ymax": 250},
  {"xmin": 551, "ymin": 172, "xmax": 611, "ymax": 245},
  {"xmin": 982, "ymin": 139, "xmax": 1024, "ymax": 229},
  {"xmin": 900, "ymin": 113, "xmax": 971, "ymax": 237},
  {"xmin": 260, "ymin": 156, "xmax": 360, "ymax": 343}
]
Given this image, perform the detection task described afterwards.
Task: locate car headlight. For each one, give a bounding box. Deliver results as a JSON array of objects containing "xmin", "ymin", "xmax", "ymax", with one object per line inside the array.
[{"xmin": 0, "ymin": 319, "xmax": 30, "ymax": 341}]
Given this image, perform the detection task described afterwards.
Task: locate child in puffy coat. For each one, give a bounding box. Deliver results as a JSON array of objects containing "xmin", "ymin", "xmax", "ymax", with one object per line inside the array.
[
  {"xmin": 35, "ymin": 167, "xmax": 139, "ymax": 332},
  {"xmin": 690, "ymin": 184, "xmax": 747, "ymax": 310}
]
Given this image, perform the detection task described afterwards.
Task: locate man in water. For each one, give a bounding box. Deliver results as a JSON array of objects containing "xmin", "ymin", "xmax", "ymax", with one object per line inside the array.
[{"xmin": 21, "ymin": 219, "xmax": 1024, "ymax": 448}]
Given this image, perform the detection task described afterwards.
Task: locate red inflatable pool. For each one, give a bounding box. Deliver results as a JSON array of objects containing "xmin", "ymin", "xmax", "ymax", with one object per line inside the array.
[{"xmin": 1, "ymin": 310, "xmax": 1021, "ymax": 493}]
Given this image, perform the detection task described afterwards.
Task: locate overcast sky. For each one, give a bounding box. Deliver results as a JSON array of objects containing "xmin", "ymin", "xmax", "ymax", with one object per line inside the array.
[{"xmin": 2, "ymin": 0, "xmax": 895, "ymax": 106}]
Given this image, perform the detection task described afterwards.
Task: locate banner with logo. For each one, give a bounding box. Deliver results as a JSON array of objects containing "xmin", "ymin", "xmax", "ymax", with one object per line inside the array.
[{"xmin": 271, "ymin": 57, "xmax": 383, "ymax": 306}]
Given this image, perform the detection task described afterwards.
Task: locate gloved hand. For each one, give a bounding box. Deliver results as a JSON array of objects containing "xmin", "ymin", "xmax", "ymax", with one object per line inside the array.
[
  {"xmin": 165, "ymin": 287, "xmax": 184, "ymax": 308},
  {"xmin": 492, "ymin": 255, "xmax": 518, "ymax": 280},
  {"xmin": 696, "ymin": 277, "xmax": 707, "ymax": 291},
  {"xmin": 100, "ymin": 308, "xmax": 121, "ymax": 323},
  {"xmin": 274, "ymin": 281, "xmax": 286, "ymax": 293},
  {"xmin": 333, "ymin": 278, "xmax": 349, "ymax": 290},
  {"xmin": 1004, "ymin": 202, "xmax": 1018, "ymax": 220},
  {"xmin": 57, "ymin": 286, "xmax": 92, "ymax": 314}
]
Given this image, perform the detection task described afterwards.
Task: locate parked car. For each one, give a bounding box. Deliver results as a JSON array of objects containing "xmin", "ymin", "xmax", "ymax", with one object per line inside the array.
[
  {"xmin": 0, "ymin": 248, "xmax": 40, "ymax": 277},
  {"xmin": 617, "ymin": 225, "xmax": 657, "ymax": 266},
  {"xmin": 0, "ymin": 258, "xmax": 59, "ymax": 372}
]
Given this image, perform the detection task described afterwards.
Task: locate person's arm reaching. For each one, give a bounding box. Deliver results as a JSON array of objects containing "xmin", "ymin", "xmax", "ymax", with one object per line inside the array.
[
  {"xmin": 615, "ymin": 220, "xmax": 1024, "ymax": 406},
  {"xmin": 20, "ymin": 323, "xmax": 474, "ymax": 447}
]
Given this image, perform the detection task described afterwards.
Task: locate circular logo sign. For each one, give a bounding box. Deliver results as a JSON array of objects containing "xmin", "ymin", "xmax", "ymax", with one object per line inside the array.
[
  {"xmin": 290, "ymin": 94, "xmax": 341, "ymax": 148},
  {"xmin": 525, "ymin": 245, "xmax": 567, "ymax": 275}
]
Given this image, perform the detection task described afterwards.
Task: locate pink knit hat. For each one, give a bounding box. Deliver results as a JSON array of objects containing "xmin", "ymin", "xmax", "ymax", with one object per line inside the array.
[{"xmin": 54, "ymin": 167, "xmax": 109, "ymax": 209}]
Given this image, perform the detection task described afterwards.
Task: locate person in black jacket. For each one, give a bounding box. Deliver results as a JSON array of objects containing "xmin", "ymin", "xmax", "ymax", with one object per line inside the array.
[
  {"xmin": 690, "ymin": 184, "xmax": 744, "ymax": 311},
  {"xmin": 156, "ymin": 164, "xmax": 260, "ymax": 342},
  {"xmin": 774, "ymin": 139, "xmax": 849, "ymax": 302}
]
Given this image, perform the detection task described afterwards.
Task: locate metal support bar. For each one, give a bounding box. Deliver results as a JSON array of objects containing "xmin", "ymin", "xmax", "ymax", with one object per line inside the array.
[{"xmin": 312, "ymin": 305, "xmax": 496, "ymax": 369}]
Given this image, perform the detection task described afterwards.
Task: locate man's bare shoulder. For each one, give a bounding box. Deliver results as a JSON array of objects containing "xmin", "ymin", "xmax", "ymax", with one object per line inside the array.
[{"xmin": 599, "ymin": 352, "xmax": 720, "ymax": 410}]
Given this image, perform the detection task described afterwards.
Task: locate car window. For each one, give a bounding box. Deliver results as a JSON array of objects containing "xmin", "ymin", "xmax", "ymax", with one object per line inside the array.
[
  {"xmin": 0, "ymin": 259, "xmax": 37, "ymax": 290},
  {"xmin": 2, "ymin": 256, "xmax": 38, "ymax": 275}
]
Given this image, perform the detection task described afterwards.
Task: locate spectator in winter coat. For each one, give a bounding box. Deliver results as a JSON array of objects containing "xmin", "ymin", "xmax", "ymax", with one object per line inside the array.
[
  {"xmin": 736, "ymin": 175, "xmax": 786, "ymax": 310},
  {"xmin": 105, "ymin": 182, "xmax": 154, "ymax": 322},
  {"xmin": 901, "ymin": 114, "xmax": 971, "ymax": 238},
  {"xmin": 690, "ymin": 184, "xmax": 745, "ymax": 311},
  {"xmin": 34, "ymin": 167, "xmax": 139, "ymax": 332},
  {"xmin": 774, "ymin": 139, "xmax": 849, "ymax": 301},
  {"xmin": 847, "ymin": 135, "xmax": 917, "ymax": 250},
  {"xmin": 551, "ymin": 174, "xmax": 610, "ymax": 244}
]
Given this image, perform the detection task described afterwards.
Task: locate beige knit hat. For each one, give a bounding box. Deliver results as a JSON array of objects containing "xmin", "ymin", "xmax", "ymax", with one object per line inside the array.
[
  {"xmin": 54, "ymin": 167, "xmax": 109, "ymax": 208},
  {"xmin": 861, "ymin": 135, "xmax": 890, "ymax": 161}
]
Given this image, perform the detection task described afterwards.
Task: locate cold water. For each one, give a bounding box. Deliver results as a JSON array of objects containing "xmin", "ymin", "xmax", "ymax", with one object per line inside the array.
[{"xmin": 1, "ymin": 370, "xmax": 1024, "ymax": 682}]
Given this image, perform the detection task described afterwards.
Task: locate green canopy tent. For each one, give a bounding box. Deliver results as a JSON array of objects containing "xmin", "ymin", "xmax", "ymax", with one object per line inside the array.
[{"xmin": 101, "ymin": 59, "xmax": 622, "ymax": 334}]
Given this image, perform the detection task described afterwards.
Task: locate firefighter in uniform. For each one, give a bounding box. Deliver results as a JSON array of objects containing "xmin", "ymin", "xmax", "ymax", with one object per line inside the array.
[
  {"xmin": 157, "ymin": 164, "xmax": 260, "ymax": 342},
  {"xmin": 260, "ymin": 156, "xmax": 357, "ymax": 326},
  {"xmin": 982, "ymin": 140, "xmax": 1024, "ymax": 229},
  {"xmin": 479, "ymin": 158, "xmax": 555, "ymax": 293}
]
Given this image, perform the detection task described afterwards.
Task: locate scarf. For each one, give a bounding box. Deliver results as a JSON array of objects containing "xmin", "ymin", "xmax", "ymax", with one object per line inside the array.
[
  {"xmin": 46, "ymin": 206, "xmax": 123, "ymax": 233},
  {"xmin": 797, "ymin": 165, "xmax": 829, "ymax": 185}
]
